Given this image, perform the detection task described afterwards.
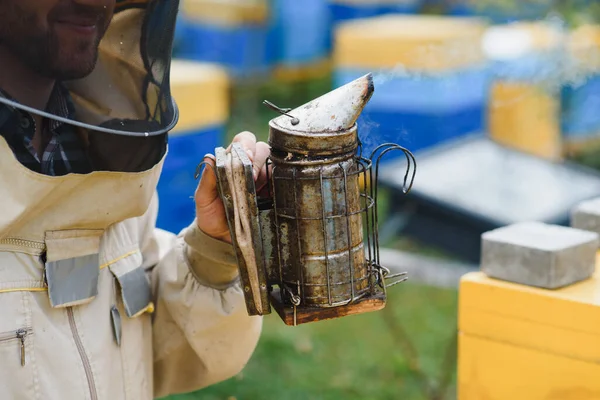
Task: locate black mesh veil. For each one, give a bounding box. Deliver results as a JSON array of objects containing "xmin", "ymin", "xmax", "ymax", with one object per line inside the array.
[{"xmin": 0, "ymin": 0, "xmax": 180, "ymax": 138}]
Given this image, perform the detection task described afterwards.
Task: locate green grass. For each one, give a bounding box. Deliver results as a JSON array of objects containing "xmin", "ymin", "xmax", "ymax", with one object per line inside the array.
[{"xmin": 165, "ymin": 283, "xmax": 458, "ymax": 400}]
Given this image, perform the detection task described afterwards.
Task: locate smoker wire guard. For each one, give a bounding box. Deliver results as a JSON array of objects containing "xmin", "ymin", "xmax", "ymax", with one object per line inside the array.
[{"xmin": 195, "ymin": 130, "xmax": 416, "ymax": 326}]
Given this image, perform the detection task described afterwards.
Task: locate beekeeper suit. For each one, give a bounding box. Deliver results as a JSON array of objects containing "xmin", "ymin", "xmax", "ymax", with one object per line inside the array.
[{"xmin": 0, "ymin": 0, "xmax": 263, "ymax": 399}]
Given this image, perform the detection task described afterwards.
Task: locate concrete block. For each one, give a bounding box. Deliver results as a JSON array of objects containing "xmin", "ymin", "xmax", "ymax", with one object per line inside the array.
[
  {"xmin": 571, "ymin": 197, "xmax": 600, "ymax": 240},
  {"xmin": 481, "ymin": 222, "xmax": 598, "ymax": 289}
]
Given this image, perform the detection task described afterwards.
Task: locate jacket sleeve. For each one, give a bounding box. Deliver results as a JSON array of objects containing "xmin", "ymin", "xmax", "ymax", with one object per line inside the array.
[{"xmin": 139, "ymin": 194, "xmax": 263, "ymax": 398}]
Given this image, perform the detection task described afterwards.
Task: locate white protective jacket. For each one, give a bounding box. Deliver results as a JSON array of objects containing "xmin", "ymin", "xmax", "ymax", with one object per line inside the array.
[
  {"xmin": 0, "ymin": 136, "xmax": 262, "ymax": 399},
  {"xmin": 0, "ymin": 1, "xmax": 262, "ymax": 399}
]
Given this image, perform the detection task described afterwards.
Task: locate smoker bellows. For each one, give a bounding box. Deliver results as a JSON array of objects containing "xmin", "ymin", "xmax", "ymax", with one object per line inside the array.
[{"xmin": 206, "ymin": 73, "xmax": 416, "ymax": 326}]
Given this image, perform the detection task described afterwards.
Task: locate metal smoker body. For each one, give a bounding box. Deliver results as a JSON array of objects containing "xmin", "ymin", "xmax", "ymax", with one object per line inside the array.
[{"xmin": 211, "ymin": 73, "xmax": 415, "ymax": 326}]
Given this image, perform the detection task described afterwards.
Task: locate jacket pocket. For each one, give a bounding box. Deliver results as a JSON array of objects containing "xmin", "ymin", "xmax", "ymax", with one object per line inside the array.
[
  {"xmin": 108, "ymin": 250, "xmax": 153, "ymax": 318},
  {"xmin": 0, "ymin": 328, "xmax": 32, "ymax": 367},
  {"xmin": 0, "ymin": 322, "xmax": 37, "ymax": 398},
  {"xmin": 45, "ymin": 230, "xmax": 104, "ymax": 309}
]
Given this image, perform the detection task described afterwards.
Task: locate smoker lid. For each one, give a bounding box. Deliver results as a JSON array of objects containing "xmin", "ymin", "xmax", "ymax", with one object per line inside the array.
[
  {"xmin": 378, "ymin": 135, "xmax": 600, "ymax": 225},
  {"xmin": 270, "ymin": 73, "xmax": 374, "ymax": 134},
  {"xmin": 268, "ymin": 74, "xmax": 374, "ymax": 156}
]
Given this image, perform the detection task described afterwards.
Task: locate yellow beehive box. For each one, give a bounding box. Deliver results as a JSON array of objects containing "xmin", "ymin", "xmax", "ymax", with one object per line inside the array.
[
  {"xmin": 484, "ymin": 22, "xmax": 564, "ymax": 161},
  {"xmin": 489, "ymin": 82, "xmax": 561, "ymax": 159},
  {"xmin": 334, "ymin": 14, "xmax": 488, "ymax": 72},
  {"xmin": 181, "ymin": 0, "xmax": 269, "ymax": 27},
  {"xmin": 169, "ymin": 59, "xmax": 230, "ymax": 134},
  {"xmin": 458, "ymin": 269, "xmax": 600, "ymax": 400}
]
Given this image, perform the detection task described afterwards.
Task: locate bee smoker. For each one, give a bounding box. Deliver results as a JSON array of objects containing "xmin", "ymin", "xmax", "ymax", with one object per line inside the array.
[{"xmin": 204, "ymin": 73, "xmax": 416, "ymax": 326}]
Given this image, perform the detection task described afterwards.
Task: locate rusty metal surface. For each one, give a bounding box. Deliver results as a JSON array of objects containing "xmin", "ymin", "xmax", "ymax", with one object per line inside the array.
[
  {"xmin": 268, "ymin": 124, "xmax": 359, "ymax": 157},
  {"xmin": 258, "ymin": 207, "xmax": 280, "ymax": 283},
  {"xmin": 268, "ymin": 139, "xmax": 370, "ymax": 307}
]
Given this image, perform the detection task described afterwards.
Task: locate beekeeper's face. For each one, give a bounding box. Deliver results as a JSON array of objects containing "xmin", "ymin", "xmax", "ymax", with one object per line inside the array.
[{"xmin": 0, "ymin": 0, "xmax": 115, "ymax": 80}]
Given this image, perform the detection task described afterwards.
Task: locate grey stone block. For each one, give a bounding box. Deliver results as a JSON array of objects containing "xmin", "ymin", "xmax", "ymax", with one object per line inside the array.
[
  {"xmin": 481, "ymin": 222, "xmax": 599, "ymax": 289},
  {"xmin": 571, "ymin": 198, "xmax": 600, "ymax": 241}
]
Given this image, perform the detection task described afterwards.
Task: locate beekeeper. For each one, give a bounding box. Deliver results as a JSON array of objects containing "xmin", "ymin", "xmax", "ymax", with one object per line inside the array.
[{"xmin": 0, "ymin": 0, "xmax": 265, "ymax": 399}]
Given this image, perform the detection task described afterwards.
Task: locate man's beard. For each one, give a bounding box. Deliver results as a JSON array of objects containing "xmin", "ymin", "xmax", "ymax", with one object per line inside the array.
[{"xmin": 0, "ymin": 2, "xmax": 109, "ymax": 81}]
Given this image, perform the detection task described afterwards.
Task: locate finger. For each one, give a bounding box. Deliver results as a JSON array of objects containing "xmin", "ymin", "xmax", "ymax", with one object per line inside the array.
[
  {"xmin": 230, "ymin": 131, "xmax": 257, "ymax": 160},
  {"xmin": 194, "ymin": 154, "xmax": 219, "ymax": 209},
  {"xmin": 252, "ymin": 141, "xmax": 270, "ymax": 181}
]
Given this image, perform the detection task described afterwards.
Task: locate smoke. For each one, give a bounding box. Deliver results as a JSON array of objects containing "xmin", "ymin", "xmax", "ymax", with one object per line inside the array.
[
  {"xmin": 363, "ymin": 64, "xmax": 455, "ymax": 159},
  {"xmin": 374, "ymin": 65, "xmax": 430, "ymax": 88},
  {"xmin": 357, "ymin": 103, "xmax": 413, "ymax": 161},
  {"xmin": 359, "ymin": 65, "xmax": 455, "ymax": 157},
  {"xmin": 373, "ymin": 65, "xmax": 417, "ymax": 86},
  {"xmin": 356, "ymin": 113, "xmax": 381, "ymax": 158}
]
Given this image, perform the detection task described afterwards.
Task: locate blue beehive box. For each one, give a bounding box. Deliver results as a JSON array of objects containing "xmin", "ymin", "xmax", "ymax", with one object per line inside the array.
[
  {"xmin": 270, "ymin": 0, "xmax": 331, "ymax": 68},
  {"xmin": 173, "ymin": 12, "xmax": 188, "ymax": 57},
  {"xmin": 562, "ymin": 25, "xmax": 600, "ymax": 156},
  {"xmin": 329, "ymin": 0, "xmax": 421, "ymax": 23},
  {"xmin": 333, "ymin": 15, "xmax": 490, "ymax": 158},
  {"xmin": 268, "ymin": 0, "xmax": 332, "ymax": 82},
  {"xmin": 178, "ymin": 0, "xmax": 272, "ymax": 79},
  {"xmin": 157, "ymin": 60, "xmax": 230, "ymax": 234}
]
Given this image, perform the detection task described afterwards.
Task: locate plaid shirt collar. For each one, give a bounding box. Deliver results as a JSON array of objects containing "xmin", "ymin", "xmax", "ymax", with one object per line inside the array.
[{"xmin": 0, "ymin": 84, "xmax": 92, "ymax": 176}]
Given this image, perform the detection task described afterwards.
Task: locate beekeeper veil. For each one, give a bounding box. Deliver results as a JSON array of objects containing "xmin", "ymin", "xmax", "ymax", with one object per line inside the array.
[{"xmin": 0, "ymin": 0, "xmax": 180, "ymax": 171}]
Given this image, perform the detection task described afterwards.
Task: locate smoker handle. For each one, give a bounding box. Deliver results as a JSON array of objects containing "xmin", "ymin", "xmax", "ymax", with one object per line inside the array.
[
  {"xmin": 214, "ymin": 144, "xmax": 272, "ymax": 316},
  {"xmin": 375, "ymin": 265, "xmax": 408, "ymax": 292},
  {"xmin": 385, "ymin": 272, "xmax": 408, "ymax": 288}
]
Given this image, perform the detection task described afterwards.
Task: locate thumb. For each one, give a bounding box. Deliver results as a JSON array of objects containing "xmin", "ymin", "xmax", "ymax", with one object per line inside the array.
[{"xmin": 195, "ymin": 154, "xmax": 219, "ymax": 209}]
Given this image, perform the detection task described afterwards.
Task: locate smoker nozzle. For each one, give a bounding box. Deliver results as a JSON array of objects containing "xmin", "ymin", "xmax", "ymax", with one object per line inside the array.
[{"xmin": 270, "ymin": 73, "xmax": 374, "ymax": 134}]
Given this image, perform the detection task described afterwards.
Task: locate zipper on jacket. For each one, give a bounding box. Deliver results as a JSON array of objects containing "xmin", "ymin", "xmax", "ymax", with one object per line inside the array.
[
  {"xmin": 0, "ymin": 238, "xmax": 45, "ymax": 251},
  {"xmin": 67, "ymin": 307, "xmax": 98, "ymax": 400},
  {"xmin": 0, "ymin": 328, "xmax": 31, "ymax": 366}
]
